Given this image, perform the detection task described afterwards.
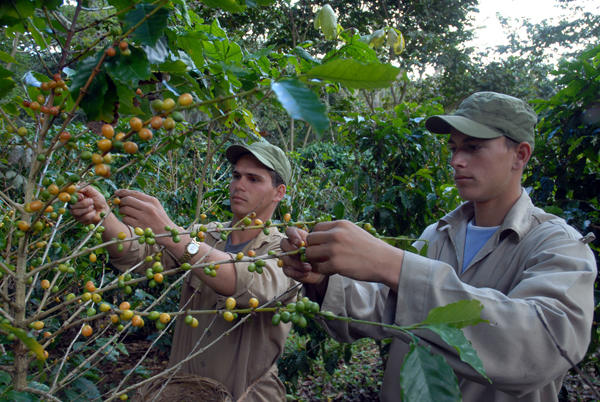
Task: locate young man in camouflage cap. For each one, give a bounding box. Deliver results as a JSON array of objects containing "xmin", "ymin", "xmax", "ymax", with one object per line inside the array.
[
  {"xmin": 72, "ymin": 142, "xmax": 296, "ymax": 401},
  {"xmin": 280, "ymin": 92, "xmax": 596, "ymax": 401}
]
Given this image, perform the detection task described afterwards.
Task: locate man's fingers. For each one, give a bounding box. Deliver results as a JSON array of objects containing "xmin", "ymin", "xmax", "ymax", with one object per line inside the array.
[
  {"xmin": 115, "ymin": 189, "xmax": 154, "ymax": 202},
  {"xmin": 281, "ymin": 238, "xmax": 299, "ymax": 253},
  {"xmin": 280, "ymin": 254, "xmax": 310, "ymax": 272},
  {"xmin": 284, "ymin": 226, "xmax": 308, "ymax": 248},
  {"xmin": 311, "ymin": 220, "xmax": 340, "ymax": 233}
]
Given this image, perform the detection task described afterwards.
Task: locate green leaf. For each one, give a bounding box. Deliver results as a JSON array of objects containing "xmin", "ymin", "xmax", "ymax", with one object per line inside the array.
[
  {"xmin": 107, "ymin": 0, "xmax": 133, "ymax": 16},
  {"xmin": 124, "ymin": 4, "xmax": 169, "ymax": 46},
  {"xmin": 72, "ymin": 377, "xmax": 101, "ymax": 399},
  {"xmin": 333, "ymin": 201, "xmax": 344, "ymax": 220},
  {"xmin": 418, "ymin": 300, "xmax": 487, "ymax": 330},
  {"xmin": 0, "ymin": 371, "xmax": 10, "ymax": 385},
  {"xmin": 1, "ymin": 101, "xmax": 19, "ymax": 116},
  {"xmin": 0, "ymin": 391, "xmax": 39, "ymax": 402},
  {"xmin": 105, "ymin": 46, "xmax": 151, "ymax": 87},
  {"xmin": 159, "ymin": 60, "xmax": 189, "ymax": 73},
  {"xmin": 271, "ymin": 79, "xmax": 329, "ymax": 139},
  {"xmin": 400, "ymin": 344, "xmax": 461, "ymax": 402},
  {"xmin": 0, "ymin": 324, "xmax": 45, "ymax": 360},
  {"xmin": 306, "ymin": 59, "xmax": 400, "ymax": 89},
  {"xmin": 0, "ymin": 78, "xmax": 16, "ymax": 101},
  {"xmin": 244, "ymin": 45, "xmax": 275, "ymax": 61},
  {"xmin": 338, "ymin": 41, "xmax": 379, "ymax": 63},
  {"xmin": 177, "ymin": 32, "xmax": 206, "ymax": 68},
  {"xmin": 424, "ymin": 323, "xmax": 489, "ymax": 381},
  {"xmin": 70, "ymin": 53, "xmax": 108, "ymax": 120},
  {"xmin": 0, "ymin": 50, "xmax": 17, "ymax": 64},
  {"xmin": 200, "ymin": 0, "xmax": 245, "ymax": 13},
  {"xmin": 40, "ymin": 0, "xmax": 64, "ymax": 11},
  {"xmin": 0, "ymin": 0, "xmax": 39, "ymax": 27},
  {"xmin": 142, "ymin": 36, "xmax": 169, "ymax": 64},
  {"xmin": 293, "ymin": 47, "xmax": 320, "ymax": 65},
  {"xmin": 314, "ymin": 4, "xmax": 337, "ymax": 40}
]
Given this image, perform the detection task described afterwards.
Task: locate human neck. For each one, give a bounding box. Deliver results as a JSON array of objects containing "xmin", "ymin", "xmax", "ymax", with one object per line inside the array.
[
  {"xmin": 472, "ymin": 187, "xmax": 522, "ymax": 227},
  {"xmin": 229, "ymin": 211, "xmax": 274, "ymax": 244}
]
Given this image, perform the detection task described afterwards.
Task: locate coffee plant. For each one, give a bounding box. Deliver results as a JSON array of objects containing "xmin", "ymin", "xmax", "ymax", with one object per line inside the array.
[{"xmin": 0, "ymin": 1, "xmax": 511, "ymax": 401}]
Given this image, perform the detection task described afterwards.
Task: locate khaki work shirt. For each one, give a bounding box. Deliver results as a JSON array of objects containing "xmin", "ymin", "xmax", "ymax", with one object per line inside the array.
[
  {"xmin": 112, "ymin": 222, "xmax": 297, "ymax": 401},
  {"xmin": 314, "ymin": 190, "xmax": 596, "ymax": 402}
]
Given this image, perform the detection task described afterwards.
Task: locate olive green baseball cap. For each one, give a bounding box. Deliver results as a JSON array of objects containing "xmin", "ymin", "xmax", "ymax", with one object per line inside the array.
[
  {"xmin": 226, "ymin": 142, "xmax": 291, "ymax": 185},
  {"xmin": 425, "ymin": 92, "xmax": 538, "ymax": 150}
]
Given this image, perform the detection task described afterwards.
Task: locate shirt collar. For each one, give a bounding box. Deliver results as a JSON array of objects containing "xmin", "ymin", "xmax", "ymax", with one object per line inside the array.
[{"xmin": 437, "ymin": 188, "xmax": 533, "ymax": 242}]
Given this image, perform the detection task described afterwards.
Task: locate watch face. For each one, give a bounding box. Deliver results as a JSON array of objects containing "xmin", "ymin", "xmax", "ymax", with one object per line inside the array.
[{"xmin": 187, "ymin": 242, "xmax": 200, "ymax": 254}]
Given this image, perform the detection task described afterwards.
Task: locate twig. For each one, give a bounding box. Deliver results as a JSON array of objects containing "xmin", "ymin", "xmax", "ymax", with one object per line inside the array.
[{"xmin": 535, "ymin": 307, "xmax": 600, "ymax": 400}]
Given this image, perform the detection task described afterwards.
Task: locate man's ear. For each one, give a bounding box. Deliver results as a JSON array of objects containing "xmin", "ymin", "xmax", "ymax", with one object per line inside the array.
[
  {"xmin": 514, "ymin": 142, "xmax": 532, "ymax": 170},
  {"xmin": 273, "ymin": 184, "xmax": 286, "ymax": 203}
]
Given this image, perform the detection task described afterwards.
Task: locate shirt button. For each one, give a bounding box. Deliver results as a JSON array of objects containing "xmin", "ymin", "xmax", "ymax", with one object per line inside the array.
[
  {"xmin": 207, "ymin": 330, "xmax": 211, "ymax": 337},
  {"xmin": 201, "ymin": 361, "xmax": 205, "ymax": 368}
]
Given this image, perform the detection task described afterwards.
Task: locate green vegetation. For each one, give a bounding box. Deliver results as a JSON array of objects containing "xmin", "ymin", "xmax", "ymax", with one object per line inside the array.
[{"xmin": 0, "ymin": 0, "xmax": 598, "ymax": 401}]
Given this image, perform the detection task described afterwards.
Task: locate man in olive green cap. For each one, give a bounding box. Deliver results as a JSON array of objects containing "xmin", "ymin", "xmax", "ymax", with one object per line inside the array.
[
  {"xmin": 279, "ymin": 92, "xmax": 596, "ymax": 402},
  {"xmin": 71, "ymin": 141, "xmax": 296, "ymax": 401}
]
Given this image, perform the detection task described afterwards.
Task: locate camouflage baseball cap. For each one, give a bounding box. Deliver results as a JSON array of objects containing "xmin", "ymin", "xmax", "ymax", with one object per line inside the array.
[
  {"xmin": 226, "ymin": 142, "xmax": 291, "ymax": 185},
  {"xmin": 425, "ymin": 92, "xmax": 538, "ymax": 150}
]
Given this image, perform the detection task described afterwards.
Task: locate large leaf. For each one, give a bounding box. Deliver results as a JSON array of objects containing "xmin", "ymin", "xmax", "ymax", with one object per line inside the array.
[
  {"xmin": 177, "ymin": 31, "xmax": 206, "ymax": 68},
  {"xmin": 305, "ymin": 59, "xmax": 400, "ymax": 89},
  {"xmin": 417, "ymin": 299, "xmax": 487, "ymax": 329},
  {"xmin": 105, "ymin": 46, "xmax": 151, "ymax": 87},
  {"xmin": 142, "ymin": 36, "xmax": 169, "ymax": 64},
  {"xmin": 400, "ymin": 344, "xmax": 461, "ymax": 402},
  {"xmin": 201, "ymin": 0, "xmax": 245, "ymax": 13},
  {"xmin": 0, "ymin": 50, "xmax": 17, "ymax": 64},
  {"xmin": 70, "ymin": 53, "xmax": 108, "ymax": 120},
  {"xmin": 0, "ymin": 391, "xmax": 38, "ymax": 402},
  {"xmin": 116, "ymin": 83, "xmax": 142, "ymax": 115},
  {"xmin": 0, "ymin": 324, "xmax": 45, "ymax": 360},
  {"xmin": 124, "ymin": 3, "xmax": 169, "ymax": 47},
  {"xmin": 271, "ymin": 79, "xmax": 329, "ymax": 139},
  {"xmin": 425, "ymin": 323, "xmax": 489, "ymax": 381},
  {"xmin": 0, "ymin": 0, "xmax": 38, "ymax": 27}
]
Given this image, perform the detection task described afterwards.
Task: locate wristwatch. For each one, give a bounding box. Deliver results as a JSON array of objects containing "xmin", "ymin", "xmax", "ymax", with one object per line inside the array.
[{"xmin": 180, "ymin": 238, "xmax": 202, "ymax": 263}]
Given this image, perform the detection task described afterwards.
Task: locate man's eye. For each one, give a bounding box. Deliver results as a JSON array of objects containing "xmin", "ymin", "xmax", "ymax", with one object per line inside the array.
[{"xmin": 469, "ymin": 145, "xmax": 481, "ymax": 151}]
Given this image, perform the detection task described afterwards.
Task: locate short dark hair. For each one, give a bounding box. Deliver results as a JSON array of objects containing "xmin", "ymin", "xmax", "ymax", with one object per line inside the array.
[
  {"xmin": 505, "ymin": 136, "xmax": 519, "ymax": 150},
  {"xmin": 267, "ymin": 168, "xmax": 285, "ymax": 188}
]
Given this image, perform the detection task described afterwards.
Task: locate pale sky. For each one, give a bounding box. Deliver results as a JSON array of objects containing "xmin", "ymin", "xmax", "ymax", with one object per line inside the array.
[{"xmin": 468, "ymin": 0, "xmax": 599, "ymax": 51}]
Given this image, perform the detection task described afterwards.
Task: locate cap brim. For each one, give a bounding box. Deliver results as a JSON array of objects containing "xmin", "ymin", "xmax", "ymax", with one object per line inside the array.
[
  {"xmin": 225, "ymin": 145, "xmax": 277, "ymax": 173},
  {"xmin": 425, "ymin": 115, "xmax": 504, "ymax": 139}
]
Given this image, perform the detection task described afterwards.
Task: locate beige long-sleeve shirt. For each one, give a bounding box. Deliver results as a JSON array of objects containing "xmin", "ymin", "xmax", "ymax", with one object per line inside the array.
[
  {"xmin": 111, "ymin": 222, "xmax": 297, "ymax": 401},
  {"xmin": 314, "ymin": 190, "xmax": 596, "ymax": 401}
]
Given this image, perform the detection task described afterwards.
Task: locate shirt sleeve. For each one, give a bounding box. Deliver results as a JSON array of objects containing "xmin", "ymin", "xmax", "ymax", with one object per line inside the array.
[{"xmin": 314, "ymin": 222, "xmax": 596, "ymax": 397}]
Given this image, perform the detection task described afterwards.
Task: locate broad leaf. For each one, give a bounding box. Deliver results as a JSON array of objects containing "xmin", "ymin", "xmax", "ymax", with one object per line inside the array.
[
  {"xmin": 105, "ymin": 46, "xmax": 151, "ymax": 87},
  {"xmin": 418, "ymin": 300, "xmax": 487, "ymax": 329},
  {"xmin": 271, "ymin": 79, "xmax": 329, "ymax": 139},
  {"xmin": 338, "ymin": 41, "xmax": 378, "ymax": 63},
  {"xmin": 72, "ymin": 377, "xmax": 101, "ymax": 399},
  {"xmin": 306, "ymin": 59, "xmax": 400, "ymax": 89},
  {"xmin": 0, "ymin": 50, "xmax": 17, "ymax": 64},
  {"xmin": 0, "ymin": 78, "xmax": 16, "ymax": 101},
  {"xmin": 124, "ymin": 4, "xmax": 169, "ymax": 46},
  {"xmin": 425, "ymin": 323, "xmax": 489, "ymax": 381},
  {"xmin": 70, "ymin": 53, "xmax": 108, "ymax": 120},
  {"xmin": 0, "ymin": 391, "xmax": 38, "ymax": 402},
  {"xmin": 201, "ymin": 0, "xmax": 245, "ymax": 13},
  {"xmin": 177, "ymin": 32, "xmax": 206, "ymax": 68},
  {"xmin": 0, "ymin": 0, "xmax": 38, "ymax": 27},
  {"xmin": 107, "ymin": 0, "xmax": 134, "ymax": 17},
  {"xmin": 0, "ymin": 324, "xmax": 45, "ymax": 360},
  {"xmin": 400, "ymin": 344, "xmax": 461, "ymax": 402},
  {"xmin": 142, "ymin": 36, "xmax": 169, "ymax": 64}
]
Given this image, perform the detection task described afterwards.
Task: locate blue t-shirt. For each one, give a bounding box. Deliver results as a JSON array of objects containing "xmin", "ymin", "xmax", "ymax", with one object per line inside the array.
[{"xmin": 462, "ymin": 219, "xmax": 499, "ymax": 273}]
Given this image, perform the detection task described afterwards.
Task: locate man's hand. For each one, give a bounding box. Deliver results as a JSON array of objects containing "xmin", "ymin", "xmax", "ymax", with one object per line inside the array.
[
  {"xmin": 114, "ymin": 189, "xmax": 178, "ymax": 239},
  {"xmin": 303, "ymin": 220, "xmax": 404, "ymax": 292},
  {"xmin": 71, "ymin": 186, "xmax": 110, "ymax": 225},
  {"xmin": 281, "ymin": 227, "xmax": 327, "ymax": 285}
]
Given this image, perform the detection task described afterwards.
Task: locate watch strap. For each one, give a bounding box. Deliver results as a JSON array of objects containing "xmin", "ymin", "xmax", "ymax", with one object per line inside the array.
[{"xmin": 179, "ymin": 238, "xmax": 201, "ymax": 264}]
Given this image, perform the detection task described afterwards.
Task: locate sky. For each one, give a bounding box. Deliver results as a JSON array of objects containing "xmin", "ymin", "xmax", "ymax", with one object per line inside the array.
[{"xmin": 467, "ymin": 0, "xmax": 599, "ymax": 52}]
